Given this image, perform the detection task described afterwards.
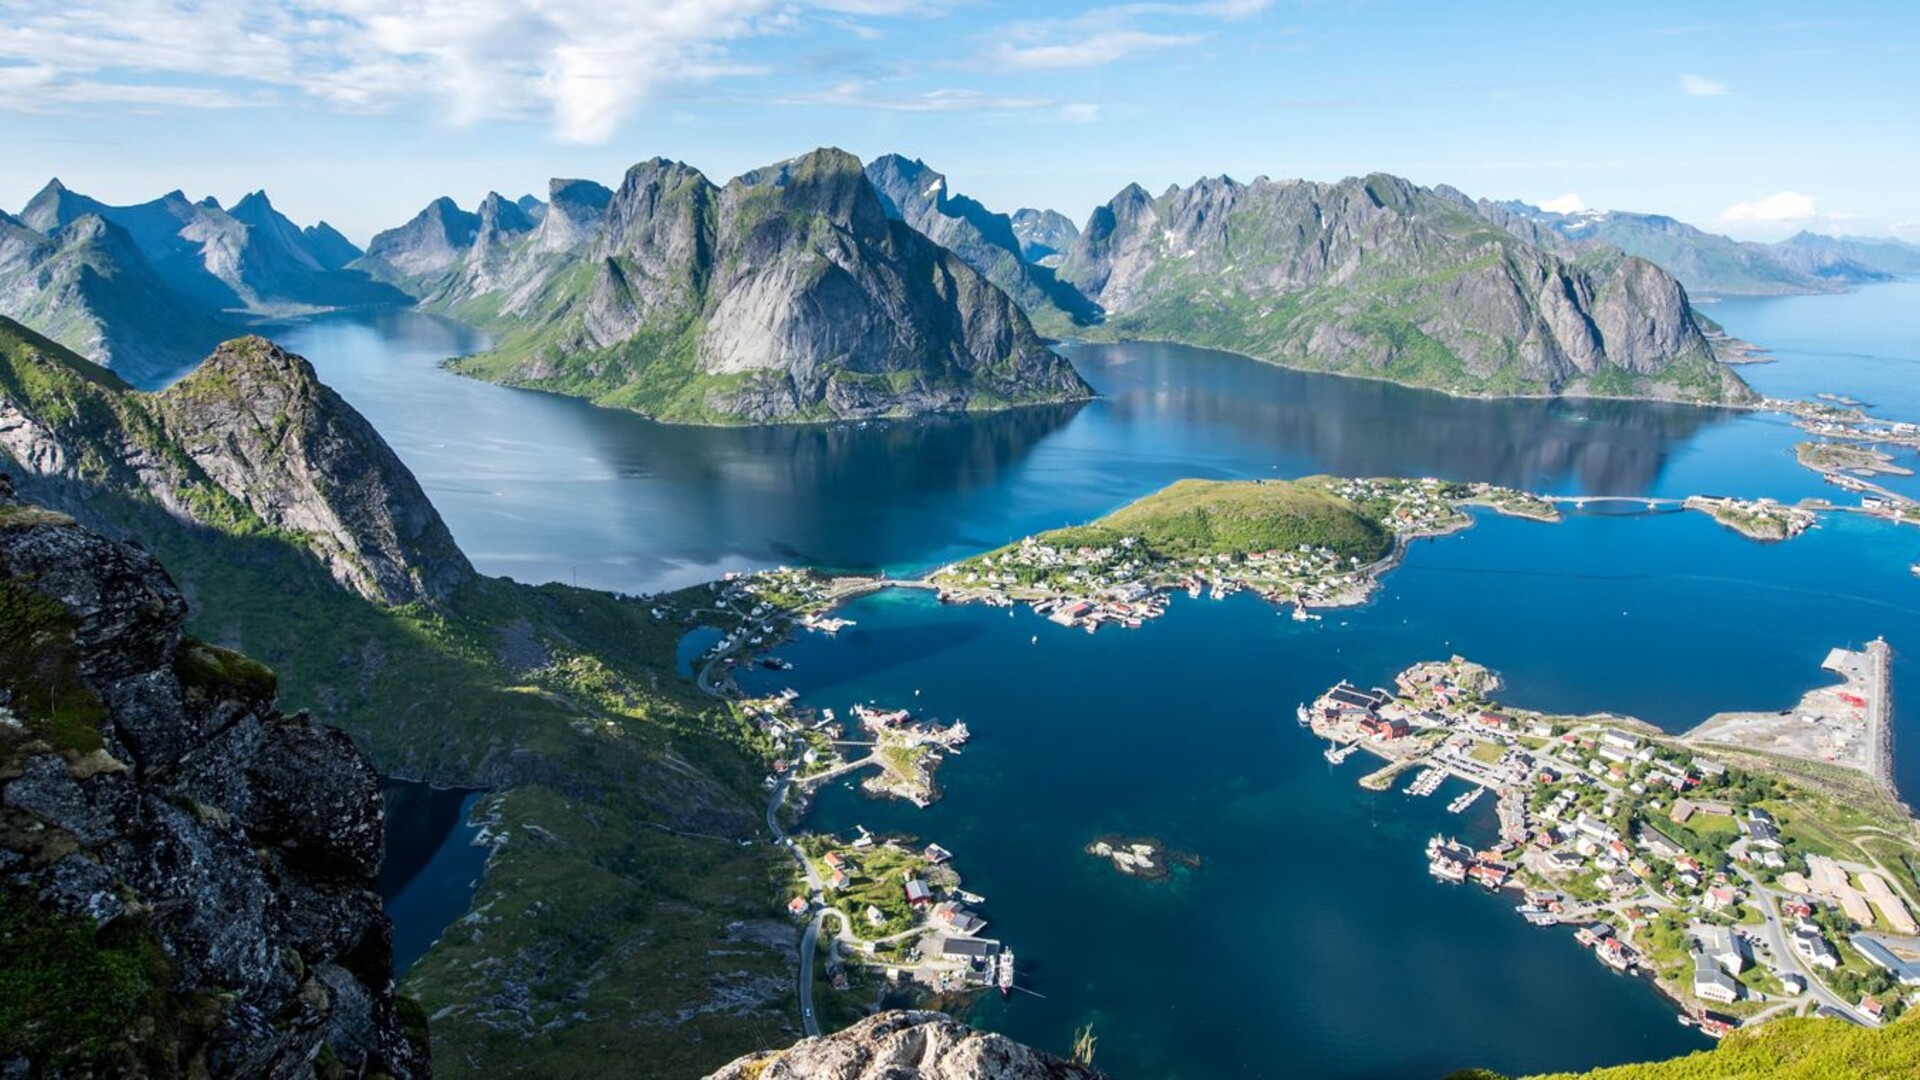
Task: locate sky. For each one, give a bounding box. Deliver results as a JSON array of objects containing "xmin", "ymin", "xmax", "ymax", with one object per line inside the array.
[{"xmin": 1, "ymin": 0, "xmax": 1916, "ymax": 245}]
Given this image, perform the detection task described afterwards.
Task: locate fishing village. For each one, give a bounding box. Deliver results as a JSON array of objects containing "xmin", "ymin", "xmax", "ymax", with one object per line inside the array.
[{"xmin": 1303, "ymin": 644, "xmax": 1920, "ymax": 1039}]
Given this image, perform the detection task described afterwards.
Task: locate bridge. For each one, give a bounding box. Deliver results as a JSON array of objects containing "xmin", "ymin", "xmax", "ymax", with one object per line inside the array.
[{"xmin": 1539, "ymin": 495, "xmax": 1688, "ymax": 512}]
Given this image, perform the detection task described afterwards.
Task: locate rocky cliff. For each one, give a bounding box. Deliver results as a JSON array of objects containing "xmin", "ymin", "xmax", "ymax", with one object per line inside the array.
[
  {"xmin": 368, "ymin": 148, "xmax": 1091, "ymax": 423},
  {"xmin": 863, "ymin": 156, "xmax": 1093, "ymax": 331},
  {"xmin": 0, "ymin": 473, "xmax": 427, "ymax": 1076},
  {"xmin": 1058, "ymin": 173, "xmax": 1750, "ymax": 402},
  {"xmin": 707, "ymin": 1012, "xmax": 1102, "ymax": 1080},
  {"xmin": 0, "ymin": 318, "xmax": 472, "ymax": 605}
]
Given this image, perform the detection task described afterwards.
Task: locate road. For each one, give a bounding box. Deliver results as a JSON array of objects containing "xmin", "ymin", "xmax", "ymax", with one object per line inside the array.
[{"xmin": 1738, "ymin": 869, "xmax": 1869, "ymax": 1024}]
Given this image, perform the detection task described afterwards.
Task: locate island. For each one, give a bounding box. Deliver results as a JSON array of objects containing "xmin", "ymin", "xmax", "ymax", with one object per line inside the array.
[
  {"xmin": 1796, "ymin": 441, "xmax": 1914, "ymax": 479},
  {"xmin": 1085, "ymin": 835, "xmax": 1202, "ymax": 882},
  {"xmin": 1303, "ymin": 646, "xmax": 1920, "ymax": 1038}
]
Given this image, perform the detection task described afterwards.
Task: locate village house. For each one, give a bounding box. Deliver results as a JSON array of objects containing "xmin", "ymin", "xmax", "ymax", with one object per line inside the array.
[
  {"xmin": 1695, "ymin": 924, "xmax": 1751, "ymax": 974},
  {"xmin": 1692, "ymin": 952, "xmax": 1743, "ymax": 1005}
]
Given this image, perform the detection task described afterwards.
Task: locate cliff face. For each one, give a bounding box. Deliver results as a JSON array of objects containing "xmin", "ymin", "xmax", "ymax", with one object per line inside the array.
[
  {"xmin": 1058, "ymin": 173, "xmax": 1750, "ymax": 402},
  {"xmin": 371, "ymin": 148, "xmax": 1091, "ymax": 423},
  {"xmin": 1009, "ymin": 209, "xmax": 1079, "ymax": 264},
  {"xmin": 707, "ymin": 1011, "xmax": 1102, "ymax": 1080},
  {"xmin": 0, "ymin": 473, "xmax": 427, "ymax": 1076},
  {"xmin": 0, "ymin": 318, "xmax": 472, "ymax": 606}
]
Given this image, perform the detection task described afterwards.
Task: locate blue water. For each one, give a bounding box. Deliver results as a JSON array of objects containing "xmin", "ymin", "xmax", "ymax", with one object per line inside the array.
[
  {"xmin": 377, "ymin": 781, "xmax": 489, "ymax": 976},
  {"xmin": 278, "ymin": 281, "xmax": 1920, "ymax": 1074},
  {"xmin": 738, "ymin": 507, "xmax": 1920, "ymax": 1077}
]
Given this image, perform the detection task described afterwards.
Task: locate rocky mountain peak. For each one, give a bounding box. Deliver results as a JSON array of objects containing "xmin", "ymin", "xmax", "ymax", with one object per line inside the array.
[
  {"xmin": 0, "ymin": 480, "xmax": 428, "ymax": 1075},
  {"xmin": 152, "ymin": 336, "xmax": 475, "ymax": 605},
  {"xmin": 707, "ymin": 1011, "xmax": 1102, "ymax": 1080}
]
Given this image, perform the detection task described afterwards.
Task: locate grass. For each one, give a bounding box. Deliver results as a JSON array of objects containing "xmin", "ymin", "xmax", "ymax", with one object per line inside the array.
[
  {"xmin": 0, "ymin": 887, "xmax": 170, "ymax": 1072},
  {"xmin": 1511, "ymin": 1013, "xmax": 1920, "ymax": 1079},
  {"xmin": 1024, "ymin": 477, "xmax": 1393, "ymax": 567}
]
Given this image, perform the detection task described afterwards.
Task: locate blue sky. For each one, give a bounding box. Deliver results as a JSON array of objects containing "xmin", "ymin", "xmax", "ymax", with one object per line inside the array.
[{"xmin": 1, "ymin": 0, "xmax": 1915, "ymax": 245}]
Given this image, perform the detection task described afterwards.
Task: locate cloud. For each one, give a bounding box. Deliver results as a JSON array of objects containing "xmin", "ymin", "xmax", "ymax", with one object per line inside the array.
[
  {"xmin": 991, "ymin": 0, "xmax": 1269, "ymax": 72},
  {"xmin": 774, "ymin": 81, "xmax": 1053, "ymax": 113},
  {"xmin": 1679, "ymin": 73, "xmax": 1729, "ymax": 97},
  {"xmin": 1539, "ymin": 192, "xmax": 1586, "ymax": 214},
  {"xmin": 995, "ymin": 31, "xmax": 1202, "ymax": 70},
  {"xmin": 0, "ymin": 0, "xmax": 950, "ymax": 143},
  {"xmin": 1720, "ymin": 191, "xmax": 1820, "ymax": 223}
]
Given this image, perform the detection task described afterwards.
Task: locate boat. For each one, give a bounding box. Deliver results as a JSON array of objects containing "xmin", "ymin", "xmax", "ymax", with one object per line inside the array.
[
  {"xmin": 1290, "ymin": 603, "xmax": 1321, "ymax": 622},
  {"xmin": 996, "ymin": 949, "xmax": 1015, "ymax": 998},
  {"xmin": 1324, "ymin": 743, "xmax": 1358, "ymax": 765},
  {"xmin": 1447, "ymin": 787, "xmax": 1485, "ymax": 814},
  {"xmin": 1296, "ymin": 703, "xmax": 1311, "ymax": 726}
]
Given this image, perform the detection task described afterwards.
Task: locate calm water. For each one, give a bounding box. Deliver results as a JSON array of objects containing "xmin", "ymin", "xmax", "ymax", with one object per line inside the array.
[
  {"xmin": 271, "ymin": 310, "xmax": 1858, "ymax": 597},
  {"xmin": 269, "ymin": 282, "xmax": 1920, "ymax": 1075},
  {"xmin": 377, "ymin": 781, "xmax": 488, "ymax": 976},
  {"xmin": 737, "ymin": 508, "xmax": 1920, "ymax": 1077}
]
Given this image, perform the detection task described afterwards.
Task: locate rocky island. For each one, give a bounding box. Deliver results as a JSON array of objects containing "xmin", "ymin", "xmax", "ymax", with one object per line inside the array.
[{"xmin": 1085, "ymin": 836, "xmax": 1201, "ymax": 881}]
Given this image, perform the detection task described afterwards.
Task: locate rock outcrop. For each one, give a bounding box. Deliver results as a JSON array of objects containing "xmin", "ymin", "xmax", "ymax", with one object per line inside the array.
[
  {"xmin": 0, "ymin": 317, "xmax": 472, "ymax": 605},
  {"xmin": 0, "ymin": 473, "xmax": 427, "ymax": 1076},
  {"xmin": 1057, "ymin": 173, "xmax": 1751, "ymax": 402},
  {"xmin": 706, "ymin": 1011, "xmax": 1102, "ymax": 1080},
  {"xmin": 364, "ymin": 148, "xmax": 1091, "ymax": 423},
  {"xmin": 863, "ymin": 156, "xmax": 1093, "ymax": 329}
]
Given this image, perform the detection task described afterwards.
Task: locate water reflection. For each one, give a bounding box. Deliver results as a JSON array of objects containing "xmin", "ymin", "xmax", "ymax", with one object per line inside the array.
[{"xmin": 271, "ymin": 311, "xmax": 1754, "ymax": 594}]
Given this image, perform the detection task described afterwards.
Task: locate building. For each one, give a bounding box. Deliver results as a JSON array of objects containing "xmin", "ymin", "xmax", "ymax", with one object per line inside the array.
[
  {"xmin": 1852, "ymin": 935, "xmax": 1920, "ymax": 985},
  {"xmin": 1691, "ymin": 953, "xmax": 1743, "ymax": 1005},
  {"xmin": 822, "ymin": 851, "xmax": 847, "ymax": 870},
  {"xmin": 787, "ymin": 896, "xmax": 809, "ymax": 917},
  {"xmin": 1638, "ymin": 826, "xmax": 1687, "ymax": 861},
  {"xmin": 923, "ymin": 843, "xmax": 953, "ymax": 865},
  {"xmin": 1694, "ymin": 924, "xmax": 1750, "ymax": 974},
  {"xmin": 1702, "ymin": 885, "xmax": 1740, "ymax": 912},
  {"xmin": 1793, "ymin": 924, "xmax": 1841, "ymax": 970},
  {"xmin": 829, "ymin": 868, "xmax": 850, "ymax": 891},
  {"xmin": 903, "ymin": 877, "xmax": 933, "ymax": 906},
  {"xmin": 1327, "ymin": 684, "xmax": 1391, "ymax": 712},
  {"xmin": 1359, "ymin": 715, "xmax": 1411, "ymax": 740}
]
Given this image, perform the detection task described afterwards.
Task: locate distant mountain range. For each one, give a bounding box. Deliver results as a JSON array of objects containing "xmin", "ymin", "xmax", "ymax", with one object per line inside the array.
[
  {"xmin": 12, "ymin": 152, "xmax": 1917, "ymax": 413},
  {"xmin": 1052, "ymin": 174, "xmax": 1749, "ymax": 402},
  {"xmin": 0, "ymin": 182, "xmax": 406, "ymax": 385},
  {"xmin": 1479, "ymin": 201, "xmax": 1920, "ymax": 297},
  {"xmin": 359, "ymin": 148, "xmax": 1091, "ymax": 423}
]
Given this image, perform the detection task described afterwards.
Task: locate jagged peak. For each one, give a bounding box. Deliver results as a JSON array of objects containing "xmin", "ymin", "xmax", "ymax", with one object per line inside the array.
[
  {"xmin": 196, "ymin": 195, "xmax": 222, "ymax": 211},
  {"xmin": 548, "ymin": 177, "xmax": 615, "ymax": 211}
]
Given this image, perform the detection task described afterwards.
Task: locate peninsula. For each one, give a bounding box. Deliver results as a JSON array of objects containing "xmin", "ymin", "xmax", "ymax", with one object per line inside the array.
[{"xmin": 1304, "ymin": 648, "xmax": 1920, "ymax": 1038}]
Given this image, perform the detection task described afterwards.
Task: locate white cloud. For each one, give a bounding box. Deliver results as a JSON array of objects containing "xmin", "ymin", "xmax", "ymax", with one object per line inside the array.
[
  {"xmin": 0, "ymin": 0, "xmax": 944, "ymax": 144},
  {"xmin": 1679, "ymin": 73, "xmax": 1729, "ymax": 97},
  {"xmin": 991, "ymin": 0, "xmax": 1268, "ymax": 72},
  {"xmin": 774, "ymin": 81, "xmax": 1055, "ymax": 113},
  {"xmin": 1720, "ymin": 191, "xmax": 1820, "ymax": 223},
  {"xmin": 1539, "ymin": 192, "xmax": 1586, "ymax": 213},
  {"xmin": 995, "ymin": 31, "xmax": 1202, "ymax": 70}
]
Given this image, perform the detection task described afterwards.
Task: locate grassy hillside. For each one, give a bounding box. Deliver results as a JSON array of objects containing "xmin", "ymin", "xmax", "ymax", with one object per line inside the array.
[
  {"xmin": 1036, "ymin": 478, "xmax": 1393, "ymax": 564},
  {"xmin": 0, "ymin": 320, "xmax": 798, "ymax": 1076}
]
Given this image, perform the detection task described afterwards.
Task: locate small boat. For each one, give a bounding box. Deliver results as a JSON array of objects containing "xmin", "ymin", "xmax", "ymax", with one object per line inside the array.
[
  {"xmin": 1296, "ymin": 703, "xmax": 1311, "ymax": 726},
  {"xmin": 996, "ymin": 949, "xmax": 1015, "ymax": 998}
]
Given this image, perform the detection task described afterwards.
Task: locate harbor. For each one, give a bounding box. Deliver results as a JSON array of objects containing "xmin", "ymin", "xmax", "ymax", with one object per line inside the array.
[{"xmin": 1303, "ymin": 648, "xmax": 1920, "ymax": 1036}]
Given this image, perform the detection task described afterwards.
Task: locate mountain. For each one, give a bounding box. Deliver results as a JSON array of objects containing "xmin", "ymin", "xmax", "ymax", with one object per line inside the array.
[
  {"xmin": 707, "ymin": 1011, "xmax": 1104, "ymax": 1080},
  {"xmin": 360, "ymin": 196, "xmax": 482, "ymax": 280},
  {"xmin": 0, "ymin": 474, "xmax": 428, "ymax": 1076},
  {"xmin": 862, "ymin": 155, "xmax": 1095, "ymax": 332},
  {"xmin": 0, "ymin": 212, "xmax": 238, "ymax": 386},
  {"xmin": 0, "ymin": 320, "xmax": 802, "ymax": 1074},
  {"xmin": 1767, "ymin": 230, "xmax": 1920, "ymax": 281},
  {"xmin": 369, "ymin": 148, "xmax": 1091, "ymax": 423},
  {"xmin": 0, "ymin": 318, "xmax": 471, "ymax": 605},
  {"xmin": 301, "ymin": 220, "xmax": 364, "ymax": 270},
  {"xmin": 1481, "ymin": 202, "xmax": 1920, "ymax": 297},
  {"xmin": 16, "ymin": 179, "xmax": 407, "ymax": 315},
  {"xmin": 1010, "ymin": 208, "xmax": 1079, "ymax": 264},
  {"xmin": 1058, "ymin": 173, "xmax": 1749, "ymax": 403}
]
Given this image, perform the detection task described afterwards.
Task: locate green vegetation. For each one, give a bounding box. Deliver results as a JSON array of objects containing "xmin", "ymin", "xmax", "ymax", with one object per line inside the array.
[
  {"xmin": 1043, "ymin": 478, "xmax": 1391, "ymax": 564},
  {"xmin": 0, "ymin": 887, "xmax": 169, "ymax": 1072},
  {"xmin": 1512, "ymin": 1014, "xmax": 1920, "ymax": 1079},
  {"xmin": 0, "ymin": 578, "xmax": 107, "ymax": 753},
  {"xmin": 0, "ymin": 318, "xmax": 798, "ymax": 1075}
]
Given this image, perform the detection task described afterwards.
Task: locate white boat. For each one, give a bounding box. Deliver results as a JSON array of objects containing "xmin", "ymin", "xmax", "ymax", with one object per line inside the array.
[{"xmin": 1296, "ymin": 703, "xmax": 1311, "ymax": 726}]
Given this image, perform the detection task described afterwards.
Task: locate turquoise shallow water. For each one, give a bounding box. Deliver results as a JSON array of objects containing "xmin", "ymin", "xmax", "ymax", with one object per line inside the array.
[{"xmin": 288, "ymin": 282, "xmax": 1920, "ymax": 1074}]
